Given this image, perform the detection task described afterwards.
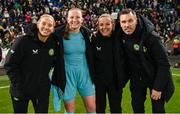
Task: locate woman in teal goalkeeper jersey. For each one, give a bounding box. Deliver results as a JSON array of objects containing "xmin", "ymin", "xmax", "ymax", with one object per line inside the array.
[{"xmin": 51, "ymin": 8, "xmax": 96, "ymax": 114}]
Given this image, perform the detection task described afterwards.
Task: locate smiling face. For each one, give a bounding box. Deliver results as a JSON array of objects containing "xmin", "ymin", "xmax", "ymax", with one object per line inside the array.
[
  {"xmin": 67, "ymin": 8, "xmax": 83, "ymax": 32},
  {"xmin": 98, "ymin": 14, "xmax": 114, "ymax": 37},
  {"xmin": 37, "ymin": 14, "xmax": 55, "ymax": 38},
  {"xmin": 119, "ymin": 12, "xmax": 137, "ymax": 35}
]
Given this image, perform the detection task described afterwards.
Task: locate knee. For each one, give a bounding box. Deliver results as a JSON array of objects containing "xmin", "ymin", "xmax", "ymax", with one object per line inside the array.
[
  {"xmin": 86, "ymin": 105, "xmax": 96, "ymax": 113},
  {"xmin": 65, "ymin": 103, "xmax": 75, "ymax": 112}
]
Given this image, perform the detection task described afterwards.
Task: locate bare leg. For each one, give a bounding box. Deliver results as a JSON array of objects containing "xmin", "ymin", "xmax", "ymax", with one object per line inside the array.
[
  {"xmin": 64, "ymin": 100, "xmax": 75, "ymax": 113},
  {"xmin": 82, "ymin": 95, "xmax": 96, "ymax": 113}
]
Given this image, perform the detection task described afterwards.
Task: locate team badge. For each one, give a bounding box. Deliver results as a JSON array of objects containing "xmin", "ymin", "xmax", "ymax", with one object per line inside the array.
[
  {"xmin": 49, "ymin": 48, "xmax": 54, "ymax": 56},
  {"xmin": 133, "ymin": 44, "xmax": 139, "ymax": 51}
]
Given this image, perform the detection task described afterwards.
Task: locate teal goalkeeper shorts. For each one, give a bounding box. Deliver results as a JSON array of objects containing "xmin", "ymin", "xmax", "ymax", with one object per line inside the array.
[{"xmin": 63, "ymin": 63, "xmax": 95, "ymax": 101}]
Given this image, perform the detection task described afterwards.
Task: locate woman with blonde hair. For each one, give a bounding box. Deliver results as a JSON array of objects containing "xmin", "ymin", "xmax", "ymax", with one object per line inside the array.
[
  {"xmin": 91, "ymin": 13, "xmax": 127, "ymax": 113},
  {"xmin": 5, "ymin": 14, "xmax": 58, "ymax": 113}
]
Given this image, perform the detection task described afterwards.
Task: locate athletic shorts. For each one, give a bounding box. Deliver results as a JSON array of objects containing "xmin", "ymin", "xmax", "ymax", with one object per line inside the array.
[{"xmin": 63, "ymin": 64, "xmax": 95, "ymax": 101}]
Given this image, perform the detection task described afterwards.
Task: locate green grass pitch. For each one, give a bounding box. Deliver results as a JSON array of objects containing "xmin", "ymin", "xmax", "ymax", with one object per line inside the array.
[{"xmin": 0, "ymin": 68, "xmax": 180, "ymax": 113}]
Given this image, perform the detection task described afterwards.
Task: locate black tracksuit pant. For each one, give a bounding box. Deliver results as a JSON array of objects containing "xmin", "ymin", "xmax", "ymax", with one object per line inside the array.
[
  {"xmin": 130, "ymin": 76, "xmax": 165, "ymax": 113},
  {"xmin": 95, "ymin": 81, "xmax": 122, "ymax": 113},
  {"xmin": 11, "ymin": 87, "xmax": 50, "ymax": 113}
]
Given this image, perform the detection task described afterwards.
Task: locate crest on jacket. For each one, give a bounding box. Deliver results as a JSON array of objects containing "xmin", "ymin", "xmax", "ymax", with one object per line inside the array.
[
  {"xmin": 49, "ymin": 48, "xmax": 54, "ymax": 56},
  {"xmin": 133, "ymin": 44, "xmax": 139, "ymax": 51}
]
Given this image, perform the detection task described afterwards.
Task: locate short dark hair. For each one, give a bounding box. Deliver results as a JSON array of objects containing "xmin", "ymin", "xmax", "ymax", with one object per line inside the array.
[{"xmin": 119, "ymin": 8, "xmax": 136, "ymax": 17}]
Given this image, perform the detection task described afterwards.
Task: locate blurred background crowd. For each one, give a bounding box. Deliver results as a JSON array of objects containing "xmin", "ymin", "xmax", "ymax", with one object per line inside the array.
[{"xmin": 0, "ymin": 0, "xmax": 180, "ymax": 65}]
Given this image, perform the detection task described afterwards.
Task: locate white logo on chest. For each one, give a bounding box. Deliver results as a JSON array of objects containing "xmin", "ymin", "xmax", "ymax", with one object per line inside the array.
[
  {"xmin": 96, "ymin": 47, "xmax": 101, "ymax": 51},
  {"xmin": 10, "ymin": 49, "xmax": 15, "ymax": 54},
  {"xmin": 32, "ymin": 49, "xmax": 38, "ymax": 54}
]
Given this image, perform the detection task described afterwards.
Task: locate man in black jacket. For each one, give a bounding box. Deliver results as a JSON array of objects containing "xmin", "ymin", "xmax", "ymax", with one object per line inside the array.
[
  {"xmin": 117, "ymin": 8, "xmax": 175, "ymax": 113},
  {"xmin": 4, "ymin": 14, "xmax": 58, "ymax": 113}
]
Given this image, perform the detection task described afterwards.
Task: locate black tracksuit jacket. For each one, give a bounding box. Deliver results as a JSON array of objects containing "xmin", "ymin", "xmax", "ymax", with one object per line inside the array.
[
  {"xmin": 91, "ymin": 32, "xmax": 127, "ymax": 88},
  {"xmin": 51, "ymin": 24, "xmax": 95, "ymax": 93},
  {"xmin": 4, "ymin": 24, "xmax": 58, "ymax": 97},
  {"xmin": 116, "ymin": 15, "xmax": 175, "ymax": 102},
  {"xmin": 91, "ymin": 32, "xmax": 114, "ymax": 84}
]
